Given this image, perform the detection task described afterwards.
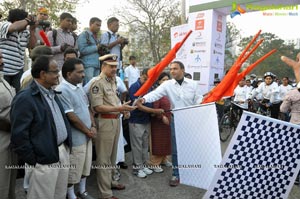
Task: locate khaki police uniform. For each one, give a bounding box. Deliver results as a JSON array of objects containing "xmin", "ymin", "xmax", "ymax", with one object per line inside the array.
[
  {"xmin": 0, "ymin": 74, "xmax": 17, "ymax": 199},
  {"xmin": 90, "ymin": 73, "xmax": 121, "ymax": 198}
]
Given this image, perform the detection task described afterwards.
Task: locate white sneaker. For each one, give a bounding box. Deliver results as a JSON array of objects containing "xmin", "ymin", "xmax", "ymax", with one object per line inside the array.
[
  {"xmin": 162, "ymin": 161, "xmax": 172, "ymax": 167},
  {"xmin": 133, "ymin": 169, "xmax": 147, "ymax": 178},
  {"xmin": 142, "ymin": 167, "xmax": 153, "ymax": 175},
  {"xmin": 153, "ymin": 167, "xmax": 164, "ymax": 173}
]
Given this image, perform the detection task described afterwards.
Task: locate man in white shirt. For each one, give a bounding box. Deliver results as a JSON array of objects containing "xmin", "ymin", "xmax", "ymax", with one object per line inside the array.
[
  {"xmin": 124, "ymin": 55, "xmax": 140, "ymax": 89},
  {"xmin": 279, "ymin": 77, "xmax": 293, "ymax": 101},
  {"xmin": 139, "ymin": 61, "xmax": 203, "ymax": 187},
  {"xmin": 233, "ymin": 78, "xmax": 250, "ymax": 109},
  {"xmin": 250, "ymin": 72, "xmax": 281, "ymax": 119}
]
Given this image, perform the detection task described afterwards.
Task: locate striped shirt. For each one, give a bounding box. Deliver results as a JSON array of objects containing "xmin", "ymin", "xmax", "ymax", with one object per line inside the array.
[
  {"xmin": 47, "ymin": 28, "xmax": 76, "ymax": 69},
  {"xmin": 0, "ymin": 21, "xmax": 30, "ymax": 75}
]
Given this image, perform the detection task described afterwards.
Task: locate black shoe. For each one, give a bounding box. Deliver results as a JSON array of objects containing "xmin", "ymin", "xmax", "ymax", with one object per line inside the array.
[{"xmin": 117, "ymin": 162, "xmax": 128, "ymax": 169}]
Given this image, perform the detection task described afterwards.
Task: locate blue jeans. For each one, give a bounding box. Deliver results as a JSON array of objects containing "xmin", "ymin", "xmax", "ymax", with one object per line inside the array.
[
  {"xmin": 84, "ymin": 67, "xmax": 100, "ymax": 85},
  {"xmin": 171, "ymin": 116, "xmax": 179, "ymax": 178}
]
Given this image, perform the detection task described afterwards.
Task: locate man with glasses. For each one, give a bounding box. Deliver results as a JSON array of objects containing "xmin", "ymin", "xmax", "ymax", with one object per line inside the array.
[{"xmin": 10, "ymin": 56, "xmax": 72, "ymax": 199}]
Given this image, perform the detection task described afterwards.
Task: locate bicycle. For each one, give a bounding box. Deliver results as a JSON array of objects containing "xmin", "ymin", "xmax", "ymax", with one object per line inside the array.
[{"xmin": 219, "ymin": 101, "xmax": 243, "ymax": 142}]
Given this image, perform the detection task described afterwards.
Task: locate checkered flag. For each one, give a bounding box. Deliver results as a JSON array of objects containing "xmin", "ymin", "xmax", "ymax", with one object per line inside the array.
[{"xmin": 204, "ymin": 111, "xmax": 300, "ymax": 199}]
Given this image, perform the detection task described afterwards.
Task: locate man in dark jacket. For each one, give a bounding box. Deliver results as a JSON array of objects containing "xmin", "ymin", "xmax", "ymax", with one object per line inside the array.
[{"xmin": 10, "ymin": 56, "xmax": 72, "ymax": 199}]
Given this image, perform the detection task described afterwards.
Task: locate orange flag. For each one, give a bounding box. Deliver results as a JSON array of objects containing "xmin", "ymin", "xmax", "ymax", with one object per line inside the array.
[
  {"xmin": 134, "ymin": 30, "xmax": 193, "ymax": 96},
  {"xmin": 202, "ymin": 30, "xmax": 276, "ymax": 104},
  {"xmin": 222, "ymin": 49, "xmax": 277, "ymax": 97}
]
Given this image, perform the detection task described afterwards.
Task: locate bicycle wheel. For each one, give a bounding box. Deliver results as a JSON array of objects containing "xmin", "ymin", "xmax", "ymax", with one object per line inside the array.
[{"xmin": 219, "ymin": 113, "xmax": 234, "ymax": 142}]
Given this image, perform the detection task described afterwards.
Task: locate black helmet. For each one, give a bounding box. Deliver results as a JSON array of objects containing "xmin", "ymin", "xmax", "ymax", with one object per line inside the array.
[{"xmin": 264, "ymin": 72, "xmax": 275, "ymax": 79}]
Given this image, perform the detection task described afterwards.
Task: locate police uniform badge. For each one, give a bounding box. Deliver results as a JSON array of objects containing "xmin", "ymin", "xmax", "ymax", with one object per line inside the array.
[{"xmin": 92, "ymin": 86, "xmax": 99, "ymax": 94}]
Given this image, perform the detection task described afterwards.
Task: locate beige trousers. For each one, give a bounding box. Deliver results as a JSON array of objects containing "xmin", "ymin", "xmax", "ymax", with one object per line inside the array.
[
  {"xmin": 0, "ymin": 130, "xmax": 17, "ymax": 199},
  {"xmin": 27, "ymin": 144, "xmax": 70, "ymax": 199},
  {"xmin": 95, "ymin": 118, "xmax": 120, "ymax": 198}
]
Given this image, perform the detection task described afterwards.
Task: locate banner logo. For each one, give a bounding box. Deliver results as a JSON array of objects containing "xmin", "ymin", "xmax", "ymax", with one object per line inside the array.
[{"xmin": 230, "ymin": 2, "xmax": 246, "ymax": 18}]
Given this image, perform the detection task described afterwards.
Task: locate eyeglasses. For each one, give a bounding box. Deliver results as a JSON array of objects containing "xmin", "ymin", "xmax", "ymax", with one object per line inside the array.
[
  {"xmin": 39, "ymin": 13, "xmax": 48, "ymax": 16},
  {"xmin": 46, "ymin": 70, "xmax": 60, "ymax": 74}
]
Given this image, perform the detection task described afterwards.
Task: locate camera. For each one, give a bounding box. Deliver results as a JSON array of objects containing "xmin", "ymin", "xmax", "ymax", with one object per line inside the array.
[
  {"xmin": 38, "ymin": 20, "xmax": 51, "ymax": 30},
  {"xmin": 118, "ymin": 35, "xmax": 129, "ymax": 45},
  {"xmin": 122, "ymin": 37, "xmax": 129, "ymax": 45}
]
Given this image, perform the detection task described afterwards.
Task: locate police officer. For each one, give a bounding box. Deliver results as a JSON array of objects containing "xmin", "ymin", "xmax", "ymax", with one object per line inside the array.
[
  {"xmin": 89, "ymin": 54, "xmax": 136, "ymax": 199},
  {"xmin": 0, "ymin": 50, "xmax": 17, "ymax": 199}
]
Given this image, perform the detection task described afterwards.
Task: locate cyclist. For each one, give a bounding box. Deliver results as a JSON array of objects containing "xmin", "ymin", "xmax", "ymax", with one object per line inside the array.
[
  {"xmin": 279, "ymin": 77, "xmax": 293, "ymax": 101},
  {"xmin": 249, "ymin": 78, "xmax": 263, "ymax": 112},
  {"xmin": 232, "ymin": 78, "xmax": 250, "ymax": 118},
  {"xmin": 249, "ymin": 72, "xmax": 281, "ymax": 119}
]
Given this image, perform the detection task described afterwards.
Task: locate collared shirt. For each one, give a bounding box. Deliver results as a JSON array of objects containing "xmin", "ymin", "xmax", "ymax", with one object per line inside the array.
[
  {"xmin": 0, "ymin": 21, "xmax": 30, "ymax": 75},
  {"xmin": 89, "ymin": 73, "xmax": 120, "ymax": 108},
  {"xmin": 143, "ymin": 78, "xmax": 203, "ymax": 109},
  {"xmin": 84, "ymin": 76, "xmax": 126, "ymax": 98},
  {"xmin": 124, "ymin": 65, "xmax": 140, "ymax": 88},
  {"xmin": 280, "ymin": 89, "xmax": 300, "ymax": 124},
  {"xmin": 100, "ymin": 30, "xmax": 121, "ymax": 69},
  {"xmin": 35, "ymin": 80, "xmax": 68, "ymax": 144},
  {"xmin": 77, "ymin": 30, "xmax": 100, "ymax": 69},
  {"xmin": 129, "ymin": 78, "xmax": 152, "ymax": 124},
  {"xmin": 56, "ymin": 80, "xmax": 91, "ymax": 146},
  {"xmin": 250, "ymin": 82, "xmax": 281, "ymax": 103},
  {"xmin": 279, "ymin": 84, "xmax": 293, "ymax": 101},
  {"xmin": 234, "ymin": 85, "xmax": 250, "ymax": 102},
  {"xmin": 47, "ymin": 28, "xmax": 76, "ymax": 69}
]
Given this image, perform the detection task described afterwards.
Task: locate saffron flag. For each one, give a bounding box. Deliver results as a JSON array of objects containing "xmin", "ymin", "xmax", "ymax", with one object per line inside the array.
[
  {"xmin": 202, "ymin": 30, "xmax": 276, "ymax": 103},
  {"xmin": 134, "ymin": 30, "xmax": 193, "ymax": 96},
  {"xmin": 204, "ymin": 111, "xmax": 300, "ymax": 199},
  {"xmin": 173, "ymin": 103, "xmax": 222, "ymax": 189},
  {"xmin": 39, "ymin": 30, "xmax": 51, "ymax": 47}
]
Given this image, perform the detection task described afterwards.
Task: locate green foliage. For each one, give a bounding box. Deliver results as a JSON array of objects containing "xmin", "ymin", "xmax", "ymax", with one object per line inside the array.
[
  {"xmin": 238, "ymin": 32, "xmax": 297, "ymax": 79},
  {"xmin": 113, "ymin": 0, "xmax": 181, "ymax": 66},
  {"xmin": 0, "ymin": 0, "xmax": 82, "ymax": 28},
  {"xmin": 225, "ymin": 22, "xmax": 241, "ymax": 72}
]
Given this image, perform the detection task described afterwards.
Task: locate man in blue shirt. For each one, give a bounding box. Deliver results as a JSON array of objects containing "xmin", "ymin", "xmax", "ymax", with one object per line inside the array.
[
  {"xmin": 128, "ymin": 68, "xmax": 154, "ymax": 178},
  {"xmin": 100, "ymin": 17, "xmax": 128, "ymax": 73},
  {"xmin": 78, "ymin": 17, "xmax": 102, "ymax": 84}
]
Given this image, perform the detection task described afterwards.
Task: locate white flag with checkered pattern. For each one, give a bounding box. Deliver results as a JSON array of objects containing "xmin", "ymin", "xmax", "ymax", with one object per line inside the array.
[
  {"xmin": 204, "ymin": 111, "xmax": 300, "ymax": 199},
  {"xmin": 173, "ymin": 103, "xmax": 222, "ymax": 189}
]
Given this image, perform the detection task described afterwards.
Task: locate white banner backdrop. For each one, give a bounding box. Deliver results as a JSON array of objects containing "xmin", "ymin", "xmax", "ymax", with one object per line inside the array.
[
  {"xmin": 170, "ymin": 9, "xmax": 226, "ymax": 94},
  {"xmin": 170, "ymin": 24, "xmax": 190, "ymax": 65},
  {"xmin": 173, "ymin": 103, "xmax": 222, "ymax": 189}
]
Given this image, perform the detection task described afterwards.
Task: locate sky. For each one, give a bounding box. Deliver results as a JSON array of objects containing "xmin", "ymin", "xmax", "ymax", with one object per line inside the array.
[{"xmin": 75, "ymin": 0, "xmax": 300, "ymax": 40}]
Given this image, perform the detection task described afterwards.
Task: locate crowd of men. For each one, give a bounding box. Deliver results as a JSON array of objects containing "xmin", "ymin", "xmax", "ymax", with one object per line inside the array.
[
  {"xmin": 0, "ymin": 7, "xmax": 203, "ymax": 199},
  {"xmin": 1, "ymin": 6, "xmax": 300, "ymax": 199}
]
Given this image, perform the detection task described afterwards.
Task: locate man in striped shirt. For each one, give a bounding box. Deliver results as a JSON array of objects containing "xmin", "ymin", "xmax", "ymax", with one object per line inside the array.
[{"xmin": 0, "ymin": 9, "xmax": 37, "ymax": 92}]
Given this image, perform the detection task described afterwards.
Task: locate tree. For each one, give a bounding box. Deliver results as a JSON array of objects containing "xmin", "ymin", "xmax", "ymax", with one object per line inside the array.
[
  {"xmin": 113, "ymin": 0, "xmax": 181, "ymax": 66},
  {"xmin": 225, "ymin": 22, "xmax": 241, "ymax": 72},
  {"xmin": 0, "ymin": 0, "xmax": 83, "ymax": 27},
  {"xmin": 238, "ymin": 32, "xmax": 297, "ymax": 79}
]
